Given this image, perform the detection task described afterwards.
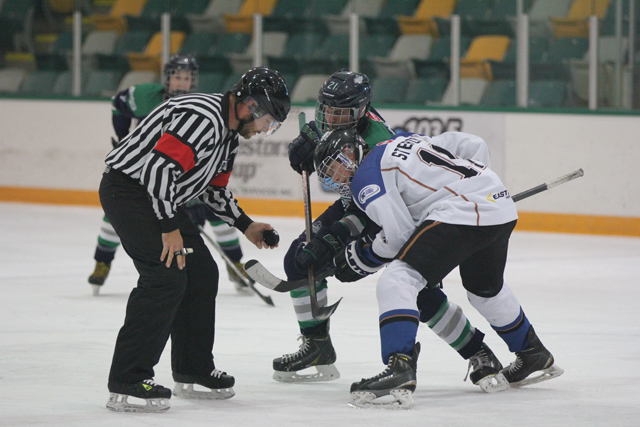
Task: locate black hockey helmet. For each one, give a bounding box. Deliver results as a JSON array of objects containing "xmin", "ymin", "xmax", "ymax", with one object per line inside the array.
[
  {"xmin": 315, "ymin": 69, "xmax": 372, "ymax": 134},
  {"xmin": 163, "ymin": 54, "xmax": 199, "ymax": 96},
  {"xmin": 314, "ymin": 127, "xmax": 367, "ymax": 201},
  {"xmin": 233, "ymin": 66, "xmax": 291, "ymax": 126}
]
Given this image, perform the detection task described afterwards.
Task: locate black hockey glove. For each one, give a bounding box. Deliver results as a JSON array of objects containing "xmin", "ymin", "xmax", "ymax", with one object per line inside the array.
[
  {"xmin": 333, "ymin": 241, "xmax": 385, "ymax": 283},
  {"xmin": 288, "ymin": 121, "xmax": 321, "ymax": 174},
  {"xmin": 184, "ymin": 202, "xmax": 209, "ymax": 228},
  {"xmin": 294, "ymin": 222, "xmax": 350, "ymax": 273}
]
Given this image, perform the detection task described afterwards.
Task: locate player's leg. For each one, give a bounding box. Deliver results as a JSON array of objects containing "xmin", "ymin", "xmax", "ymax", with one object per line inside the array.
[
  {"xmin": 88, "ymin": 214, "xmax": 120, "ymax": 293},
  {"xmin": 171, "ymin": 214, "xmax": 234, "ymax": 400},
  {"xmin": 460, "ymin": 220, "xmax": 563, "ymax": 387},
  {"xmin": 207, "ymin": 215, "xmax": 250, "ymax": 293},
  {"xmin": 272, "ymin": 200, "xmax": 345, "ymax": 382},
  {"xmin": 398, "ymin": 221, "xmax": 508, "ymax": 392},
  {"xmin": 100, "ymin": 175, "xmax": 181, "ymax": 412},
  {"xmin": 350, "ymin": 261, "xmax": 421, "ymax": 409}
]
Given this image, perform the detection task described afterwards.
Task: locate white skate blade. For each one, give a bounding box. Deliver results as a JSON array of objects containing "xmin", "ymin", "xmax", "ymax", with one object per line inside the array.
[
  {"xmin": 349, "ymin": 389, "xmax": 415, "ymax": 410},
  {"xmin": 477, "ymin": 372, "xmax": 510, "ymax": 393},
  {"xmin": 272, "ymin": 364, "xmax": 340, "ymax": 383},
  {"xmin": 173, "ymin": 382, "xmax": 235, "ymax": 400},
  {"xmin": 91, "ymin": 284, "xmax": 101, "ymax": 296},
  {"xmin": 510, "ymin": 364, "xmax": 564, "ymax": 387},
  {"xmin": 106, "ymin": 392, "xmax": 170, "ymax": 413}
]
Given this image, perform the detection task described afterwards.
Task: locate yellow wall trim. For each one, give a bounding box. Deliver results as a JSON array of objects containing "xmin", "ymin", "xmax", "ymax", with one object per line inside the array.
[{"xmin": 2, "ymin": 187, "xmax": 639, "ymax": 237}]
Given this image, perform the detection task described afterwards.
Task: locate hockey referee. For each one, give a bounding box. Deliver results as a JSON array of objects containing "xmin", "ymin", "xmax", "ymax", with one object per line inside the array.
[{"xmin": 100, "ymin": 67, "xmax": 290, "ymax": 413}]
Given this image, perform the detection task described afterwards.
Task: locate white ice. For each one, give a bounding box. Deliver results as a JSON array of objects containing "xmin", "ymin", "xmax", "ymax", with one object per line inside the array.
[{"xmin": 1, "ymin": 202, "xmax": 639, "ymax": 426}]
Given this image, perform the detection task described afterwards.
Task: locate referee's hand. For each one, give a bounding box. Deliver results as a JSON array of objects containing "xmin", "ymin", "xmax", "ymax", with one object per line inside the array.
[{"xmin": 161, "ymin": 229, "xmax": 185, "ymax": 269}]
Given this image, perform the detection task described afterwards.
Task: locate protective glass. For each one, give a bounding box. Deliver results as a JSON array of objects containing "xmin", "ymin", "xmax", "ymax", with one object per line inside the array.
[
  {"xmin": 315, "ymin": 103, "xmax": 365, "ymax": 134},
  {"xmin": 316, "ymin": 148, "xmax": 358, "ymax": 201},
  {"xmin": 247, "ymin": 97, "xmax": 282, "ymax": 136}
]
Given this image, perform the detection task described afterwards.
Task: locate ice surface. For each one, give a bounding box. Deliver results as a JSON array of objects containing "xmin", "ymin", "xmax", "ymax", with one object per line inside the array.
[{"xmin": 1, "ymin": 202, "xmax": 639, "ymax": 426}]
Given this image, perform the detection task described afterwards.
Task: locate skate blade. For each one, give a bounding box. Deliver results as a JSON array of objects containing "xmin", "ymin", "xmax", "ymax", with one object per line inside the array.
[
  {"xmin": 91, "ymin": 284, "xmax": 101, "ymax": 296},
  {"xmin": 511, "ymin": 364, "xmax": 564, "ymax": 387},
  {"xmin": 106, "ymin": 393, "xmax": 170, "ymax": 413},
  {"xmin": 272, "ymin": 364, "xmax": 340, "ymax": 383},
  {"xmin": 349, "ymin": 389, "xmax": 415, "ymax": 410},
  {"xmin": 477, "ymin": 372, "xmax": 510, "ymax": 393},
  {"xmin": 173, "ymin": 382, "xmax": 235, "ymax": 400}
]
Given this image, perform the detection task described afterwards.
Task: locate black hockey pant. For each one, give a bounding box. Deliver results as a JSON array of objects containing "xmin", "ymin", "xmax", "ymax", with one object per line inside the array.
[
  {"xmin": 398, "ymin": 220, "xmax": 518, "ymax": 298},
  {"xmin": 100, "ymin": 168, "xmax": 219, "ymax": 384}
]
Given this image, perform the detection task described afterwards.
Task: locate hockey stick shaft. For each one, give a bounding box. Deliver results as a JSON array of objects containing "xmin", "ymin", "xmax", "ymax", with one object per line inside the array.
[
  {"xmin": 299, "ymin": 111, "xmax": 341, "ymax": 320},
  {"xmin": 198, "ymin": 225, "xmax": 274, "ymax": 306},
  {"xmin": 512, "ymin": 168, "xmax": 584, "ymax": 203}
]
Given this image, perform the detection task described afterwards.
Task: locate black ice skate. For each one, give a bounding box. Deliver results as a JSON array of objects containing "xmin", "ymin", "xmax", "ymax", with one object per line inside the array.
[
  {"xmin": 501, "ymin": 326, "xmax": 564, "ymax": 387},
  {"xmin": 272, "ymin": 334, "xmax": 340, "ymax": 382},
  {"xmin": 88, "ymin": 261, "xmax": 111, "ymax": 295},
  {"xmin": 106, "ymin": 379, "xmax": 171, "ymax": 413},
  {"xmin": 173, "ymin": 369, "xmax": 235, "ymax": 400},
  {"xmin": 464, "ymin": 342, "xmax": 510, "ymax": 393},
  {"xmin": 349, "ymin": 343, "xmax": 420, "ymax": 409}
]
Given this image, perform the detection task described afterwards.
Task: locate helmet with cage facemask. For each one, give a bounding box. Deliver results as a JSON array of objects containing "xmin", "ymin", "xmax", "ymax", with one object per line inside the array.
[
  {"xmin": 315, "ymin": 69, "xmax": 371, "ymax": 135},
  {"xmin": 163, "ymin": 55, "xmax": 198, "ymax": 97},
  {"xmin": 313, "ymin": 128, "xmax": 367, "ymax": 201}
]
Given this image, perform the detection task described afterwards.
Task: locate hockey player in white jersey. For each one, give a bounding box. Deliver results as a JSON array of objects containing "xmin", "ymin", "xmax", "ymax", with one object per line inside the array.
[{"xmin": 304, "ymin": 129, "xmax": 563, "ymax": 408}]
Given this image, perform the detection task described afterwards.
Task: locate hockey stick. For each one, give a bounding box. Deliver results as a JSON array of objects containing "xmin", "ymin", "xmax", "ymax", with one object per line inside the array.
[
  {"xmin": 198, "ymin": 225, "xmax": 274, "ymax": 306},
  {"xmin": 246, "ymin": 168, "xmax": 585, "ymax": 293},
  {"xmin": 512, "ymin": 168, "xmax": 584, "ymax": 202},
  {"xmin": 300, "ymin": 112, "xmax": 342, "ymax": 320}
]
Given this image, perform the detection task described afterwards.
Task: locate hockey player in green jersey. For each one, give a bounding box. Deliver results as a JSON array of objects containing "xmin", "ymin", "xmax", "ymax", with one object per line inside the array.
[{"xmin": 88, "ymin": 55, "xmax": 250, "ymax": 294}]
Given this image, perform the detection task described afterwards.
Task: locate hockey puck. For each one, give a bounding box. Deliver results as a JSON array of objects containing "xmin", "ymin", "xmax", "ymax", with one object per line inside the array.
[{"xmin": 263, "ymin": 229, "xmax": 279, "ymax": 246}]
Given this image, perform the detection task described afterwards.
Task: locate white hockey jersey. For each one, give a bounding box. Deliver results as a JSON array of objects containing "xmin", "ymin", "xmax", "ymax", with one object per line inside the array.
[{"xmin": 351, "ymin": 132, "xmax": 518, "ymax": 260}]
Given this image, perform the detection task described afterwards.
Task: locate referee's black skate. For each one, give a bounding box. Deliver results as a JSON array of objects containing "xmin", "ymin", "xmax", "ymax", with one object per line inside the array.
[
  {"xmin": 272, "ymin": 333, "xmax": 340, "ymax": 382},
  {"xmin": 349, "ymin": 342, "xmax": 420, "ymax": 409},
  {"xmin": 501, "ymin": 326, "xmax": 564, "ymax": 387},
  {"xmin": 465, "ymin": 342, "xmax": 510, "ymax": 392},
  {"xmin": 173, "ymin": 369, "xmax": 235, "ymax": 400},
  {"xmin": 106, "ymin": 379, "xmax": 171, "ymax": 413}
]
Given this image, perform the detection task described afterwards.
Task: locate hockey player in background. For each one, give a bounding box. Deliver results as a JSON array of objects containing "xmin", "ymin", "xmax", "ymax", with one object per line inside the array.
[
  {"xmin": 100, "ymin": 67, "xmax": 290, "ymax": 412},
  {"xmin": 276, "ymin": 69, "xmax": 510, "ymax": 394},
  {"xmin": 88, "ymin": 55, "xmax": 251, "ymax": 295},
  {"xmin": 303, "ymin": 128, "xmax": 563, "ymax": 408}
]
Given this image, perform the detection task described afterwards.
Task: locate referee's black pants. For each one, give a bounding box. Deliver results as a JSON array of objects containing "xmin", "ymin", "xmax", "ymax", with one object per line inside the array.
[{"xmin": 100, "ymin": 169, "xmax": 220, "ymax": 384}]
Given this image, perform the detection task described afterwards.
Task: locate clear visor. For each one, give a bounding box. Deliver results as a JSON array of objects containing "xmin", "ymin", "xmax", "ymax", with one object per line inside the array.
[
  {"xmin": 247, "ymin": 97, "xmax": 282, "ymax": 136},
  {"xmin": 316, "ymin": 151, "xmax": 357, "ymax": 200},
  {"xmin": 315, "ymin": 103, "xmax": 363, "ymax": 134}
]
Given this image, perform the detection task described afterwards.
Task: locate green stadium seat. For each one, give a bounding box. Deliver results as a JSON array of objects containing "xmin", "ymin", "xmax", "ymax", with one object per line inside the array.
[
  {"xmin": 403, "ymin": 76, "xmax": 448, "ymax": 104},
  {"xmin": 479, "ymin": 80, "xmax": 516, "ymax": 107}
]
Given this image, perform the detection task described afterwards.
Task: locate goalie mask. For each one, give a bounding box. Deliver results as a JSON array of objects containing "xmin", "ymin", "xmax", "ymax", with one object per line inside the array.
[
  {"xmin": 163, "ymin": 55, "xmax": 198, "ymax": 97},
  {"xmin": 315, "ymin": 69, "xmax": 372, "ymax": 135},
  {"xmin": 314, "ymin": 128, "xmax": 367, "ymax": 201}
]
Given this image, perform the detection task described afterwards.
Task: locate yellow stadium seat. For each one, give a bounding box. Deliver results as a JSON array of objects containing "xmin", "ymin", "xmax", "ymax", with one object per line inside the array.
[
  {"xmin": 551, "ymin": 0, "xmax": 611, "ymax": 39},
  {"xmin": 224, "ymin": 0, "xmax": 278, "ymax": 34},
  {"xmin": 397, "ymin": 0, "xmax": 456, "ymax": 36},
  {"xmin": 127, "ymin": 31, "xmax": 186, "ymax": 72},
  {"xmin": 92, "ymin": 0, "xmax": 147, "ymax": 34},
  {"xmin": 459, "ymin": 35, "xmax": 511, "ymax": 80}
]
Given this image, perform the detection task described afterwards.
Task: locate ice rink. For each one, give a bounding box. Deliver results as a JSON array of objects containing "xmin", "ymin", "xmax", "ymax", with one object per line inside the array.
[{"xmin": 1, "ymin": 202, "xmax": 639, "ymax": 426}]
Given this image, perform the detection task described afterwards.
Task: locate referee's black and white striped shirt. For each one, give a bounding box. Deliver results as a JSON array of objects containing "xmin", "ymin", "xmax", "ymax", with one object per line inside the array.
[{"xmin": 105, "ymin": 92, "xmax": 252, "ymax": 233}]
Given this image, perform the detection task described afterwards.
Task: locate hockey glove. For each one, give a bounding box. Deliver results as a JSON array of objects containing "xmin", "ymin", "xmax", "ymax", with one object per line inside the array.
[
  {"xmin": 333, "ymin": 241, "xmax": 385, "ymax": 283},
  {"xmin": 184, "ymin": 202, "xmax": 209, "ymax": 228},
  {"xmin": 288, "ymin": 121, "xmax": 321, "ymax": 174},
  {"xmin": 294, "ymin": 221, "xmax": 351, "ymax": 273}
]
